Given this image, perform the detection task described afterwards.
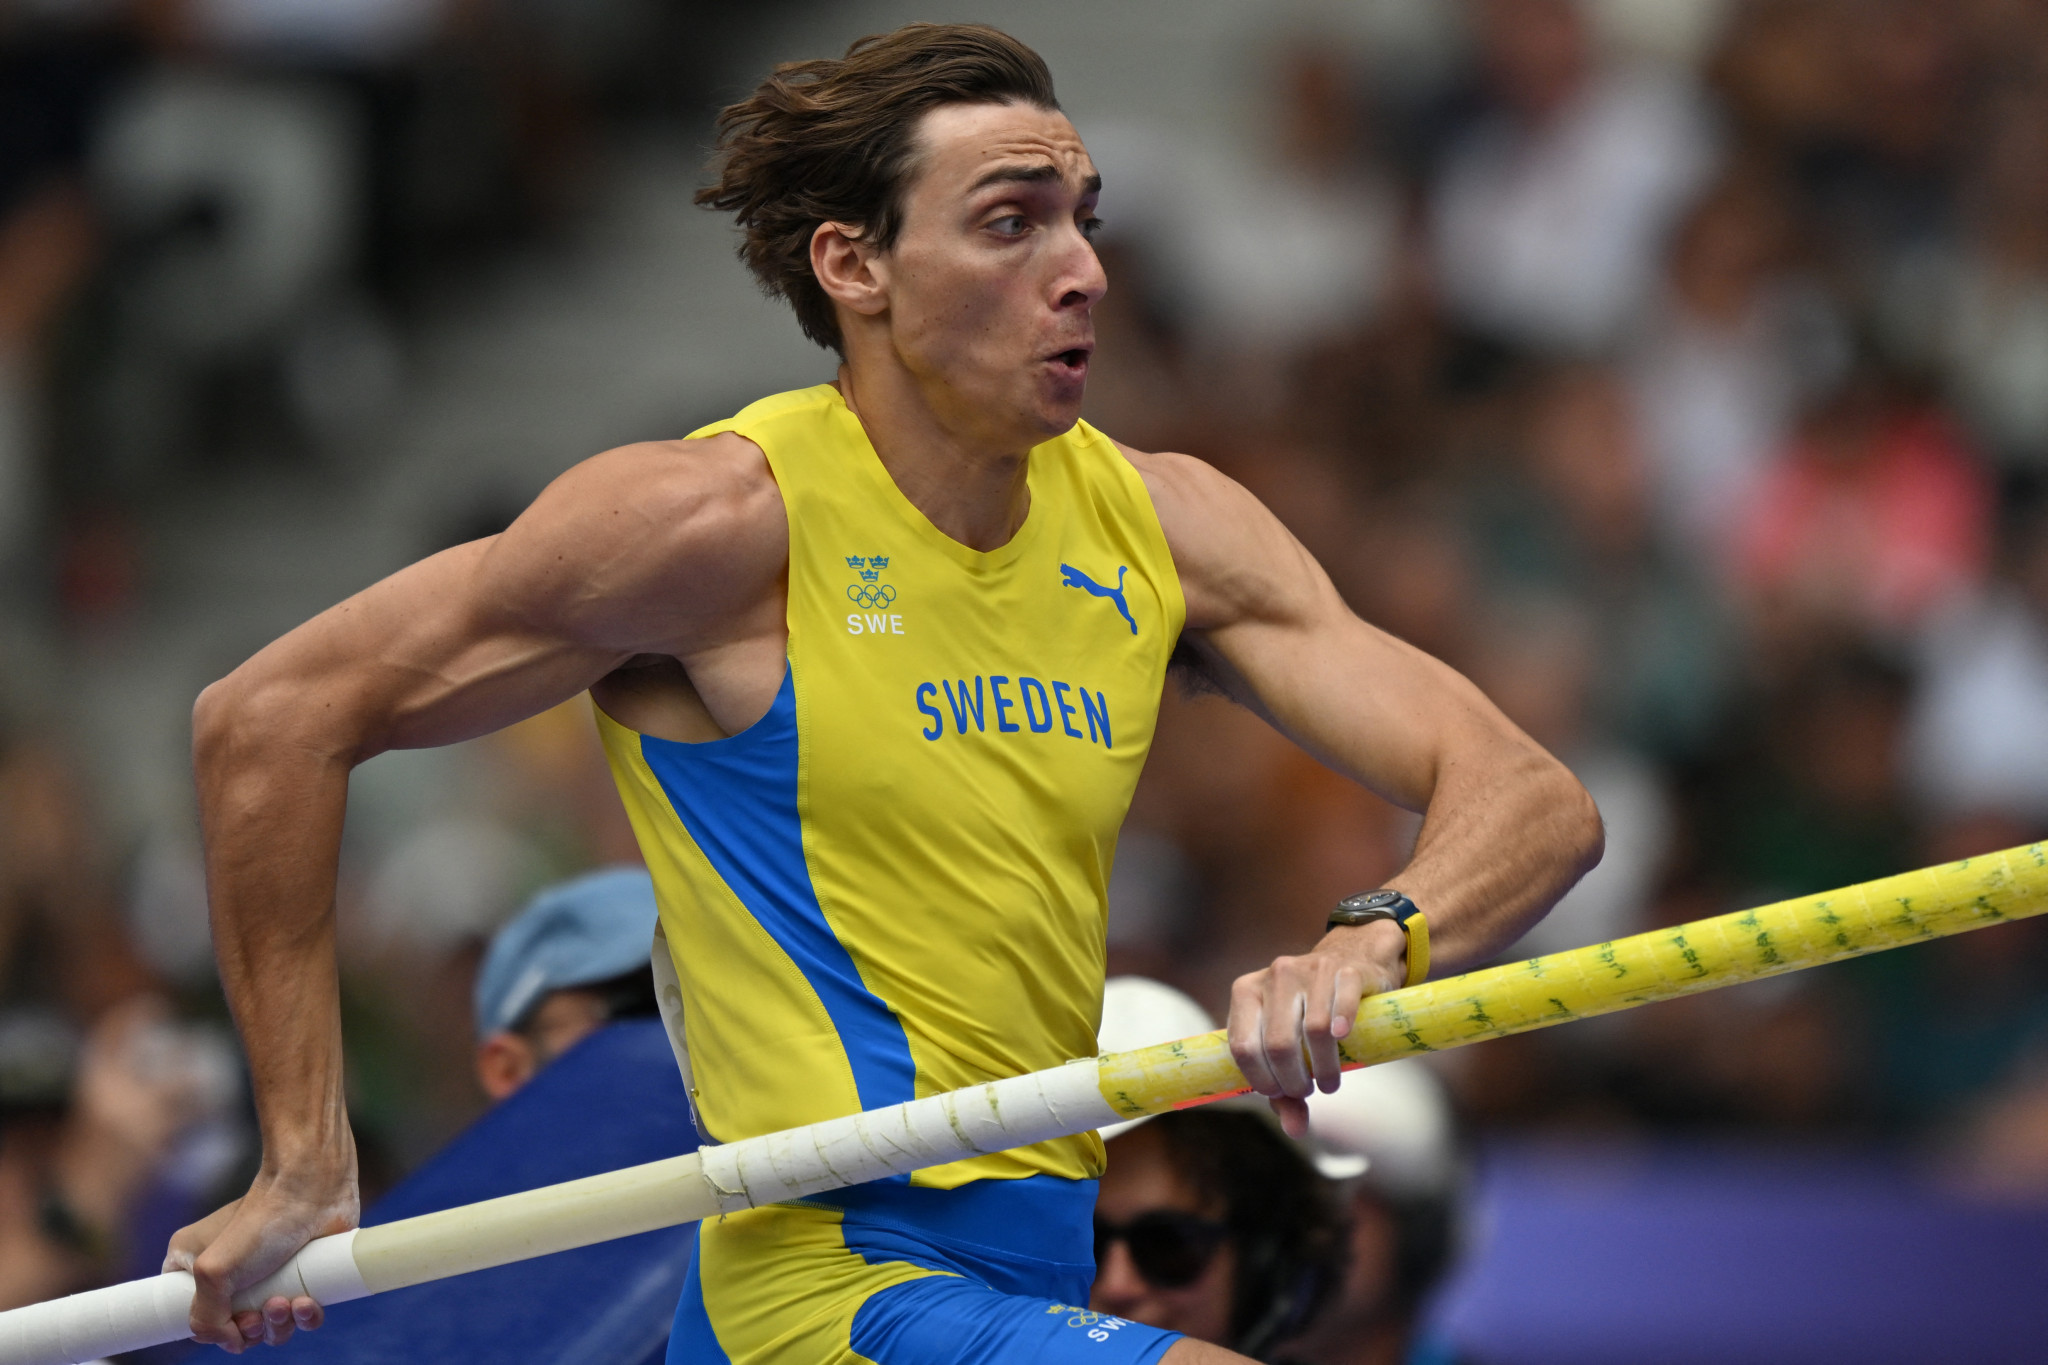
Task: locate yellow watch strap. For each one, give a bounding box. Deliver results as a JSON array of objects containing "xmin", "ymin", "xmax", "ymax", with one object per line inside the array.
[{"xmin": 1402, "ymin": 911, "xmax": 1430, "ymax": 988}]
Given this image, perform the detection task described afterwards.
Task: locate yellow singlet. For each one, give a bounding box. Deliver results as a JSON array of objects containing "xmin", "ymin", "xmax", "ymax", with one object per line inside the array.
[{"xmin": 596, "ymin": 384, "xmax": 1184, "ymax": 1187}]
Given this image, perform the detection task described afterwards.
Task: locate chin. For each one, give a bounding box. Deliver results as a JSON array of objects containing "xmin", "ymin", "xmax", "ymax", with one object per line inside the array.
[{"xmin": 1029, "ymin": 378, "xmax": 1088, "ymax": 438}]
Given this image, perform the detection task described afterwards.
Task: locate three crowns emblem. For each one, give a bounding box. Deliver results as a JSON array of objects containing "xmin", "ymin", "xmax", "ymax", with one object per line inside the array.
[{"xmin": 846, "ymin": 555, "xmax": 897, "ymax": 609}]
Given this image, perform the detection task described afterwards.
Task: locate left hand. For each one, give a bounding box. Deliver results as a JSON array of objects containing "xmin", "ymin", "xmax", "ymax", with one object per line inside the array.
[{"xmin": 1227, "ymin": 920, "xmax": 1406, "ymax": 1137}]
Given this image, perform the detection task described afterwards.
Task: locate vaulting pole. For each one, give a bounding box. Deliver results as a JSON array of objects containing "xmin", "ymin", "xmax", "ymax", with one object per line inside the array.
[{"xmin": 4, "ymin": 843, "xmax": 2042, "ymax": 1365}]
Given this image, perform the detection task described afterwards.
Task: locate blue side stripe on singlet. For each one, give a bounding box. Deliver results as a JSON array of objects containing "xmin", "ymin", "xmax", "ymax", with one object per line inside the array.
[
  {"xmin": 665, "ymin": 1232, "xmax": 733, "ymax": 1365},
  {"xmin": 638, "ymin": 664, "xmax": 918, "ymax": 1116}
]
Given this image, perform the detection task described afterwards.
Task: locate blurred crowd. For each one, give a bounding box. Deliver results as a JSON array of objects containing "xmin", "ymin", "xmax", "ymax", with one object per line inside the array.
[
  {"xmin": 1096, "ymin": 0, "xmax": 2048, "ymax": 1190},
  {"xmin": 0, "ymin": 0, "xmax": 682, "ymax": 1308},
  {"xmin": 5, "ymin": 0, "xmax": 2048, "ymax": 1328}
]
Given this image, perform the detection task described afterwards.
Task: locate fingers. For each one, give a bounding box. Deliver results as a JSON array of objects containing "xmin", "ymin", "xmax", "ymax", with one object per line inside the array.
[
  {"xmin": 1228, "ymin": 955, "xmax": 1377, "ymax": 1107},
  {"xmin": 166, "ymin": 1198, "xmax": 239, "ymax": 1273},
  {"xmin": 223, "ymin": 1300, "xmax": 314, "ymax": 1351},
  {"xmin": 197, "ymin": 1283, "xmax": 323, "ymax": 1349},
  {"xmin": 1317, "ymin": 965, "xmax": 1365, "ymax": 1090},
  {"xmin": 1262, "ymin": 978, "xmax": 1312, "ymax": 1097},
  {"xmin": 1268, "ymin": 1094, "xmax": 1310, "ymax": 1140},
  {"xmin": 169, "ymin": 1149, "xmax": 358, "ymax": 1349},
  {"xmin": 181, "ymin": 1195, "xmax": 348, "ymax": 1348},
  {"xmin": 1228, "ymin": 957, "xmax": 1315, "ymax": 1100},
  {"xmin": 255, "ymin": 1296, "xmax": 305, "ymax": 1347},
  {"xmin": 1227, "ymin": 972, "xmax": 1282, "ymax": 1099},
  {"xmin": 1303, "ymin": 964, "xmax": 1363, "ymax": 1092},
  {"xmin": 188, "ymin": 1246, "xmax": 240, "ymax": 1349}
]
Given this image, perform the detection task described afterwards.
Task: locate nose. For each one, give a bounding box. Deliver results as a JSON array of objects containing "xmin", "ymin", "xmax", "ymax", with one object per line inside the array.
[
  {"xmin": 1090, "ymin": 1239, "xmax": 1148, "ymax": 1316},
  {"xmin": 1056, "ymin": 228, "xmax": 1108, "ymax": 312}
]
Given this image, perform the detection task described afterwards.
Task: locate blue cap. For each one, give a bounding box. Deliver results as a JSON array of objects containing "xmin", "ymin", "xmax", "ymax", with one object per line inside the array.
[{"xmin": 473, "ymin": 866, "xmax": 659, "ymax": 1039}]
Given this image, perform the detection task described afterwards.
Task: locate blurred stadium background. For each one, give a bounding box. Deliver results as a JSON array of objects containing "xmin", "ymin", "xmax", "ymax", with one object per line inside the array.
[{"xmin": 5, "ymin": 0, "xmax": 2048, "ymax": 1359}]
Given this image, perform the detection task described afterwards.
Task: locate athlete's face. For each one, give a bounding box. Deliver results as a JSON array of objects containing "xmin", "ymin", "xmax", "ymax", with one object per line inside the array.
[{"xmin": 876, "ymin": 101, "xmax": 1105, "ymax": 444}]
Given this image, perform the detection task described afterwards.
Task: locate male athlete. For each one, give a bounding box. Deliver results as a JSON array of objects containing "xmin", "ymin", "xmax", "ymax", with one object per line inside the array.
[{"xmin": 169, "ymin": 24, "xmax": 1601, "ymax": 1364}]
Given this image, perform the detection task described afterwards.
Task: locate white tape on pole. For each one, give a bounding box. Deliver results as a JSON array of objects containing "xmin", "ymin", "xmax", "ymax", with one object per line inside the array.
[
  {"xmin": 9, "ymin": 846, "xmax": 2047, "ymax": 1364},
  {"xmin": 702, "ymin": 1059, "xmax": 1115, "ymax": 1210},
  {"xmin": 0, "ymin": 1060, "xmax": 1119, "ymax": 1365},
  {"xmin": 0, "ymin": 1231, "xmax": 369, "ymax": 1365}
]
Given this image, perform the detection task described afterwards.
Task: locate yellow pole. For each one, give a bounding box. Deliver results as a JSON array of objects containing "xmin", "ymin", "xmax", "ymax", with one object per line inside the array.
[
  {"xmin": 6, "ymin": 844, "xmax": 2046, "ymax": 1365},
  {"xmin": 1097, "ymin": 841, "xmax": 2048, "ymax": 1119}
]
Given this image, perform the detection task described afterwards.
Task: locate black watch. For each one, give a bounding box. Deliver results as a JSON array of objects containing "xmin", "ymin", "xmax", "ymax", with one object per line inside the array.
[{"xmin": 1328, "ymin": 889, "xmax": 1421, "ymax": 932}]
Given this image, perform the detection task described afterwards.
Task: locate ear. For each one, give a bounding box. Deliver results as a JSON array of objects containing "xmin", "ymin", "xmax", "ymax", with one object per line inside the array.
[
  {"xmin": 476, "ymin": 1032, "xmax": 538, "ymax": 1102},
  {"xmin": 810, "ymin": 221, "xmax": 890, "ymax": 323}
]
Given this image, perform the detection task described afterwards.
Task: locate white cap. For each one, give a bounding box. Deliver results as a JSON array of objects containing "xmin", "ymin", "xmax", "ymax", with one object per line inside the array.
[
  {"xmin": 1095, "ymin": 977, "xmax": 1455, "ymax": 1193},
  {"xmin": 1095, "ymin": 976, "xmax": 1217, "ymax": 1141},
  {"xmin": 1302, "ymin": 1058, "xmax": 1456, "ymax": 1196}
]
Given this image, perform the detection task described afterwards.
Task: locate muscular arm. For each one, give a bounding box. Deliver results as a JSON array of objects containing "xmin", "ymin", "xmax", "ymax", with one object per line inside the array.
[
  {"xmin": 174, "ymin": 434, "xmax": 783, "ymax": 1350},
  {"xmin": 1126, "ymin": 446, "xmax": 1603, "ymax": 1129}
]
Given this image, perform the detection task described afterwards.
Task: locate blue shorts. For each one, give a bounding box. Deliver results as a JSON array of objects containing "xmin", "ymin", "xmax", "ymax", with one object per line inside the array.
[{"xmin": 665, "ymin": 1175, "xmax": 1182, "ymax": 1364}]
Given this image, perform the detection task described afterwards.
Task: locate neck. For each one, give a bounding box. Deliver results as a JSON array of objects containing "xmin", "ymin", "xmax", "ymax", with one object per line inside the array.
[{"xmin": 835, "ymin": 359, "xmax": 1033, "ymax": 553}]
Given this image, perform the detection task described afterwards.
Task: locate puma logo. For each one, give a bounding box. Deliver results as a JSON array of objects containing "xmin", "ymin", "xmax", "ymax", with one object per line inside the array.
[{"xmin": 1060, "ymin": 563, "xmax": 1137, "ymax": 635}]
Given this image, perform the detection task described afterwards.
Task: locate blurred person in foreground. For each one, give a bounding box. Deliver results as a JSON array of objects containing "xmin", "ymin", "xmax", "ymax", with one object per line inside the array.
[
  {"xmin": 1092, "ymin": 979, "xmax": 1467, "ymax": 1365},
  {"xmin": 471, "ymin": 867, "xmax": 659, "ymax": 1104},
  {"xmin": 0, "ymin": 997, "xmax": 236, "ymax": 1310},
  {"xmin": 169, "ymin": 23, "xmax": 1600, "ymax": 1363},
  {"xmin": 1284, "ymin": 1068, "xmax": 1466, "ymax": 1365}
]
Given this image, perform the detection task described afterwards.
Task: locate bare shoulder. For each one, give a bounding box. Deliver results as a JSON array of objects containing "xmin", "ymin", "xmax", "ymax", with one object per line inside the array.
[
  {"xmin": 484, "ymin": 431, "xmax": 787, "ymax": 653},
  {"xmin": 1112, "ymin": 440, "xmax": 1327, "ymax": 633}
]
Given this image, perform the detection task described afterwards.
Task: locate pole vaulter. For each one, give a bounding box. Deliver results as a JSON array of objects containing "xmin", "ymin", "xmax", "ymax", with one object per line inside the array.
[{"xmin": 3, "ymin": 842, "xmax": 2042, "ymax": 1365}]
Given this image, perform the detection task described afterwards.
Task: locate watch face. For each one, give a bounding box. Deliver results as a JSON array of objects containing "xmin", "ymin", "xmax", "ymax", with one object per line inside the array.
[{"xmin": 1355, "ymin": 891, "xmax": 1401, "ymax": 910}]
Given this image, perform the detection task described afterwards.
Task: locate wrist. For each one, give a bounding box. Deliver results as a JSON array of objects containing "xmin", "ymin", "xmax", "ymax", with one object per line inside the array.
[
  {"xmin": 1319, "ymin": 918, "xmax": 1408, "ymax": 992},
  {"xmin": 257, "ymin": 1119, "xmax": 357, "ymax": 1187},
  {"xmin": 1327, "ymin": 888, "xmax": 1429, "ymax": 988}
]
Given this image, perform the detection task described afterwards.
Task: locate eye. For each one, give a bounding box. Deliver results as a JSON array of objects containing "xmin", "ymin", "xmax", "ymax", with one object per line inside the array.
[
  {"xmin": 990, "ymin": 214, "xmax": 1030, "ymax": 237},
  {"xmin": 1080, "ymin": 214, "xmax": 1105, "ymax": 240}
]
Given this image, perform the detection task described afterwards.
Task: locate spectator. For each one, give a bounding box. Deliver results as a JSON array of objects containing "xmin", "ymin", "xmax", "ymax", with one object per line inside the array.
[
  {"xmin": 1628, "ymin": 163, "xmax": 1846, "ymax": 557},
  {"xmin": 1926, "ymin": 77, "xmax": 2048, "ymax": 478},
  {"xmin": 1144, "ymin": 41, "xmax": 1401, "ymax": 365},
  {"xmin": 0, "ymin": 730, "xmax": 154, "ymax": 1018},
  {"xmin": 0, "ymin": 996, "xmax": 239, "ymax": 1309},
  {"xmin": 1472, "ymin": 362, "xmax": 1734, "ymax": 755},
  {"xmin": 1952, "ymin": 1024, "xmax": 2048, "ymax": 1198},
  {"xmin": 1091, "ymin": 978, "xmax": 1347, "ymax": 1359},
  {"xmin": 472, "ymin": 865, "xmax": 659, "ymax": 1102},
  {"xmin": 1287, "ymin": 1060, "xmax": 1468, "ymax": 1365},
  {"xmin": 1733, "ymin": 363, "xmax": 1991, "ymax": 645},
  {"xmin": 0, "ymin": 9, "xmax": 128, "ymax": 569},
  {"xmin": 1432, "ymin": 0, "xmax": 1717, "ymax": 354},
  {"xmin": 1707, "ymin": 648, "xmax": 1917, "ymax": 901},
  {"xmin": 1906, "ymin": 498, "xmax": 2048, "ymax": 827}
]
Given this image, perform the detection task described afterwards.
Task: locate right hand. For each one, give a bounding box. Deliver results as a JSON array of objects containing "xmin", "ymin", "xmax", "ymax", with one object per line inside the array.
[{"xmin": 165, "ymin": 1151, "xmax": 360, "ymax": 1352}]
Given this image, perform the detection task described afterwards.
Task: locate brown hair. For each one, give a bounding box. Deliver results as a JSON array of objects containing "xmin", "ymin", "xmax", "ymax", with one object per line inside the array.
[{"xmin": 696, "ymin": 23, "xmax": 1060, "ymax": 352}]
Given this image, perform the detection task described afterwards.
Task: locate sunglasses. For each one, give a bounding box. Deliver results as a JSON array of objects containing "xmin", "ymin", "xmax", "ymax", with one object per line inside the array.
[{"xmin": 1092, "ymin": 1211, "xmax": 1230, "ymax": 1289}]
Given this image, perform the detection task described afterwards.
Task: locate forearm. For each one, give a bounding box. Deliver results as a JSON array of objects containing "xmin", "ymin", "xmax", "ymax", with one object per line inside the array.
[
  {"xmin": 194, "ymin": 687, "xmax": 355, "ymax": 1182},
  {"xmin": 1377, "ymin": 739, "xmax": 1602, "ymax": 975}
]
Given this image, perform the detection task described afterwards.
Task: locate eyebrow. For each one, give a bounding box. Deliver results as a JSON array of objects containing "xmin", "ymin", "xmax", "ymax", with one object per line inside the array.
[{"xmin": 969, "ymin": 163, "xmax": 1102, "ymax": 196}]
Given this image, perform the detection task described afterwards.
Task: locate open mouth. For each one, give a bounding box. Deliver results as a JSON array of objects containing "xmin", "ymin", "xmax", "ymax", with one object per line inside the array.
[{"xmin": 1050, "ymin": 347, "xmax": 1091, "ymax": 372}]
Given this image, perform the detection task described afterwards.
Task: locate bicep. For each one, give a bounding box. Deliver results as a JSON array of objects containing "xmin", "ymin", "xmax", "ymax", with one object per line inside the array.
[{"xmin": 221, "ymin": 537, "xmax": 630, "ymax": 761}]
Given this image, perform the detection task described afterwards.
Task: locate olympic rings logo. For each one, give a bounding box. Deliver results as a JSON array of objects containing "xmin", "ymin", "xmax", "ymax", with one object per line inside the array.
[
  {"xmin": 1043, "ymin": 1304, "xmax": 1129, "ymax": 1337},
  {"xmin": 847, "ymin": 583, "xmax": 898, "ymax": 609}
]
